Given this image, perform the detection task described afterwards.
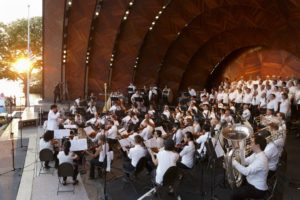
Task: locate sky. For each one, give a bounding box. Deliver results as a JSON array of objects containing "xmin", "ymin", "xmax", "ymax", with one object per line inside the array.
[{"xmin": 0, "ymin": 0, "xmax": 42, "ymax": 24}]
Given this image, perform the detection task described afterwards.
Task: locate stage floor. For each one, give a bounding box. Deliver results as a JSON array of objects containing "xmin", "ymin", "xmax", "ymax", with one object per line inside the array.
[{"xmin": 0, "ymin": 139, "xmax": 28, "ymax": 200}]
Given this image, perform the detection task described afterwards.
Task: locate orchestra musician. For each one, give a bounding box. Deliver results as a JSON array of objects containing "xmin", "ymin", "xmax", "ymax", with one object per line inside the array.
[
  {"xmin": 57, "ymin": 140, "xmax": 79, "ymax": 185},
  {"xmin": 39, "ymin": 130, "xmax": 59, "ymax": 168},
  {"xmin": 149, "ymin": 139, "xmax": 179, "ymax": 190},
  {"xmin": 85, "ymin": 135, "xmax": 109, "ymax": 179},
  {"xmin": 123, "ymin": 135, "xmax": 148, "ymax": 176},
  {"xmin": 139, "ymin": 114, "xmax": 155, "ymax": 140},
  {"xmin": 177, "ymin": 132, "xmax": 195, "ymax": 169},
  {"xmin": 231, "ymin": 135, "xmax": 268, "ymax": 200}
]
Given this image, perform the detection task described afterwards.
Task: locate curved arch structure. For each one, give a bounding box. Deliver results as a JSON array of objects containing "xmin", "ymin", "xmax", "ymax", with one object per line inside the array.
[{"xmin": 43, "ymin": 0, "xmax": 300, "ymax": 100}]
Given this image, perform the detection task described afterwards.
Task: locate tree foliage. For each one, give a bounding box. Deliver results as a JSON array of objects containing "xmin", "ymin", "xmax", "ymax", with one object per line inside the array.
[{"xmin": 0, "ymin": 17, "xmax": 42, "ymax": 80}]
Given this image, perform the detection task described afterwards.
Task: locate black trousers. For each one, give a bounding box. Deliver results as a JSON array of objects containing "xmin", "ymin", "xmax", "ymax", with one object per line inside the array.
[
  {"xmin": 89, "ymin": 157, "xmax": 106, "ymax": 178},
  {"xmin": 231, "ymin": 181, "xmax": 266, "ymax": 200},
  {"xmin": 63, "ymin": 164, "xmax": 79, "ymax": 181}
]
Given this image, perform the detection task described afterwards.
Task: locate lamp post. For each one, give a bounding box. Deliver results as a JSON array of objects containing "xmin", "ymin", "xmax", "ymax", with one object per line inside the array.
[{"xmin": 26, "ymin": 4, "xmax": 31, "ymax": 107}]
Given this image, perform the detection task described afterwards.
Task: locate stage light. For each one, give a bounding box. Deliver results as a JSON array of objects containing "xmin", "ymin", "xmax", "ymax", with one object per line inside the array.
[
  {"xmin": 152, "ymin": 22, "xmax": 155, "ymax": 25},
  {"xmin": 86, "ymin": 60, "xmax": 89, "ymax": 63},
  {"xmin": 123, "ymin": 16, "xmax": 127, "ymax": 20},
  {"xmin": 155, "ymin": 16, "xmax": 159, "ymax": 19},
  {"xmin": 63, "ymin": 59, "xmax": 66, "ymax": 63},
  {"xmin": 129, "ymin": 2, "xmax": 133, "ymax": 6},
  {"xmin": 126, "ymin": 11, "xmax": 130, "ymax": 15},
  {"xmin": 162, "ymin": 6, "xmax": 166, "ymax": 9},
  {"xmin": 13, "ymin": 58, "xmax": 32, "ymax": 73},
  {"xmin": 63, "ymin": 55, "xmax": 66, "ymax": 58},
  {"xmin": 149, "ymin": 27, "xmax": 153, "ymax": 30},
  {"xmin": 68, "ymin": 1, "xmax": 72, "ymax": 6},
  {"xmin": 95, "ymin": 11, "xmax": 99, "ymax": 16},
  {"xmin": 63, "ymin": 50, "xmax": 67, "ymax": 54},
  {"xmin": 159, "ymin": 11, "xmax": 162, "ymax": 14},
  {"xmin": 87, "ymin": 52, "xmax": 90, "ymax": 55},
  {"xmin": 110, "ymin": 63, "xmax": 113, "ymax": 66}
]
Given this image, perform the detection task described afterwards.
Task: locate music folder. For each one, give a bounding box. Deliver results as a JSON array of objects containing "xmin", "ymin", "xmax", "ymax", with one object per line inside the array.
[
  {"xmin": 64, "ymin": 124, "xmax": 78, "ymax": 129},
  {"xmin": 118, "ymin": 138, "xmax": 134, "ymax": 151},
  {"xmin": 70, "ymin": 138, "xmax": 88, "ymax": 151},
  {"xmin": 144, "ymin": 138, "xmax": 158, "ymax": 148},
  {"xmin": 54, "ymin": 129, "xmax": 70, "ymax": 139}
]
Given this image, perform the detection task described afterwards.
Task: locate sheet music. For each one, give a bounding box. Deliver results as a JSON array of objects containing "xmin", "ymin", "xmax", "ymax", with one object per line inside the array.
[
  {"xmin": 84, "ymin": 126, "xmax": 95, "ymax": 136},
  {"xmin": 144, "ymin": 138, "xmax": 158, "ymax": 148},
  {"xmin": 70, "ymin": 139, "xmax": 88, "ymax": 151},
  {"xmin": 118, "ymin": 138, "xmax": 133, "ymax": 151},
  {"xmin": 64, "ymin": 124, "xmax": 78, "ymax": 129},
  {"xmin": 155, "ymin": 126, "xmax": 167, "ymax": 137},
  {"xmin": 54, "ymin": 129, "xmax": 70, "ymax": 139}
]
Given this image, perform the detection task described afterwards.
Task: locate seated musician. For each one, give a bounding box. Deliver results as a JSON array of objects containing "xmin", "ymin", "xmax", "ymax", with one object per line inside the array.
[
  {"xmin": 149, "ymin": 139, "xmax": 179, "ymax": 186},
  {"xmin": 69, "ymin": 103, "xmax": 78, "ymax": 115},
  {"xmin": 86, "ymin": 103, "xmax": 97, "ymax": 119},
  {"xmin": 182, "ymin": 118, "xmax": 194, "ymax": 135},
  {"xmin": 178, "ymin": 132, "xmax": 195, "ymax": 169},
  {"xmin": 106, "ymin": 120, "xmax": 118, "ymax": 140},
  {"xmin": 109, "ymin": 101, "xmax": 121, "ymax": 113},
  {"xmin": 162, "ymin": 105, "xmax": 171, "ymax": 119},
  {"xmin": 261, "ymin": 129, "xmax": 281, "ymax": 179},
  {"xmin": 172, "ymin": 123, "xmax": 184, "ymax": 146},
  {"xmin": 39, "ymin": 130, "xmax": 59, "ymax": 168},
  {"xmin": 85, "ymin": 135, "xmax": 109, "ymax": 179},
  {"xmin": 63, "ymin": 115, "xmax": 73, "ymax": 125},
  {"xmin": 241, "ymin": 104, "xmax": 251, "ymax": 121},
  {"xmin": 220, "ymin": 109, "xmax": 235, "ymax": 125},
  {"xmin": 193, "ymin": 119, "xmax": 201, "ymax": 136},
  {"xmin": 122, "ymin": 111, "xmax": 139, "ymax": 128},
  {"xmin": 139, "ymin": 114, "xmax": 155, "ymax": 140},
  {"xmin": 85, "ymin": 112, "xmax": 102, "ymax": 128},
  {"xmin": 154, "ymin": 130, "xmax": 164, "ymax": 149},
  {"xmin": 57, "ymin": 140, "xmax": 79, "ymax": 185},
  {"xmin": 196, "ymin": 124, "xmax": 211, "ymax": 157},
  {"xmin": 123, "ymin": 135, "xmax": 147, "ymax": 175},
  {"xmin": 74, "ymin": 113, "xmax": 84, "ymax": 127},
  {"xmin": 231, "ymin": 135, "xmax": 268, "ymax": 200}
]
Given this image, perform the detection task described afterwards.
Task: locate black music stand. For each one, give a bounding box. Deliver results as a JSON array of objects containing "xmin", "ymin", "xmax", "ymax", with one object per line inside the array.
[
  {"xmin": 134, "ymin": 97, "xmax": 143, "ymax": 102},
  {"xmin": 100, "ymin": 134, "xmax": 111, "ymax": 200},
  {"xmin": 110, "ymin": 97, "xmax": 119, "ymax": 102},
  {"xmin": 205, "ymin": 138, "xmax": 219, "ymax": 200}
]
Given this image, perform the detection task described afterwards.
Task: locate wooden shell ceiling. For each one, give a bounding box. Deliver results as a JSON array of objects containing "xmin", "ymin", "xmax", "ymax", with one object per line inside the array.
[{"xmin": 43, "ymin": 0, "xmax": 300, "ymax": 99}]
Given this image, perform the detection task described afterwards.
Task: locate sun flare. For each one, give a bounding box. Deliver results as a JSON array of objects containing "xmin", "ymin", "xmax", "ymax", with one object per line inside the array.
[{"xmin": 13, "ymin": 58, "xmax": 32, "ymax": 73}]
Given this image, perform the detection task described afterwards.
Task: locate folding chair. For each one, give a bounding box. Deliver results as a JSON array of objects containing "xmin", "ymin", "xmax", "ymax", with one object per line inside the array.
[
  {"xmin": 39, "ymin": 149, "xmax": 54, "ymax": 175},
  {"xmin": 57, "ymin": 163, "xmax": 75, "ymax": 195}
]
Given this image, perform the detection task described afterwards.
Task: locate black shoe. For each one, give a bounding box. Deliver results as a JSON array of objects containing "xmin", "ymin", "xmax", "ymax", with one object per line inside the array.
[
  {"xmin": 89, "ymin": 176, "xmax": 95, "ymax": 180},
  {"xmin": 63, "ymin": 181, "xmax": 67, "ymax": 185},
  {"xmin": 44, "ymin": 165, "xmax": 50, "ymax": 169}
]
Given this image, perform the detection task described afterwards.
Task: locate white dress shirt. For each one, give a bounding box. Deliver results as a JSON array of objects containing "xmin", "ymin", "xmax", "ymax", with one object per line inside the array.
[
  {"xmin": 173, "ymin": 129, "xmax": 183, "ymax": 145},
  {"xmin": 155, "ymin": 150, "xmax": 179, "ymax": 184},
  {"xmin": 295, "ymin": 89, "xmax": 300, "ymax": 105},
  {"xmin": 107, "ymin": 125, "xmax": 118, "ymax": 139},
  {"xmin": 233, "ymin": 151, "xmax": 268, "ymax": 191},
  {"xmin": 243, "ymin": 93, "xmax": 253, "ymax": 104},
  {"xmin": 189, "ymin": 89, "xmax": 197, "ymax": 97},
  {"xmin": 128, "ymin": 144, "xmax": 147, "ymax": 167},
  {"xmin": 235, "ymin": 93, "xmax": 243, "ymax": 103},
  {"xmin": 279, "ymin": 99, "xmax": 291, "ymax": 117},
  {"xmin": 267, "ymin": 99, "xmax": 278, "ymax": 111},
  {"xmin": 47, "ymin": 110, "xmax": 60, "ymax": 131},
  {"xmin": 264, "ymin": 142, "xmax": 280, "ymax": 171},
  {"xmin": 39, "ymin": 138, "xmax": 53, "ymax": 152},
  {"xmin": 57, "ymin": 151, "xmax": 74, "ymax": 164},
  {"xmin": 196, "ymin": 132, "xmax": 210, "ymax": 155},
  {"xmin": 179, "ymin": 141, "xmax": 195, "ymax": 168}
]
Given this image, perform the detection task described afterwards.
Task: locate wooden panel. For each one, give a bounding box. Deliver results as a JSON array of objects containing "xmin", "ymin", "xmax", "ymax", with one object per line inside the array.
[
  {"xmin": 43, "ymin": 0, "xmax": 65, "ymax": 100},
  {"xmin": 88, "ymin": 0, "xmax": 130, "ymax": 94},
  {"xmin": 134, "ymin": 0, "xmax": 210, "ymax": 87},
  {"xmin": 110, "ymin": 0, "xmax": 165, "ymax": 91},
  {"xmin": 65, "ymin": 0, "xmax": 96, "ymax": 99},
  {"xmin": 159, "ymin": 4, "xmax": 286, "ymax": 95}
]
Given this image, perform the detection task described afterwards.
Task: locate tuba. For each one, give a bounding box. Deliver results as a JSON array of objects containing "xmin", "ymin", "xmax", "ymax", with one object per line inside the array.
[{"xmin": 222, "ymin": 124, "xmax": 253, "ymax": 189}]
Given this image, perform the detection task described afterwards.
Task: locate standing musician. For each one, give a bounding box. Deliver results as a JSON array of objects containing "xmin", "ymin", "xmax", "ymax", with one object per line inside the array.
[
  {"xmin": 139, "ymin": 113, "xmax": 155, "ymax": 140},
  {"xmin": 177, "ymin": 132, "xmax": 195, "ymax": 169},
  {"xmin": 231, "ymin": 135, "xmax": 268, "ymax": 200},
  {"xmin": 127, "ymin": 83, "xmax": 136, "ymax": 103},
  {"xmin": 162, "ymin": 85, "xmax": 170, "ymax": 105}
]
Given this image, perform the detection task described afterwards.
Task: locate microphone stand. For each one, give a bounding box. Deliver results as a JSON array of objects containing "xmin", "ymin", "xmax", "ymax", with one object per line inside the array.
[{"xmin": 100, "ymin": 134, "xmax": 111, "ymax": 200}]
